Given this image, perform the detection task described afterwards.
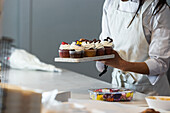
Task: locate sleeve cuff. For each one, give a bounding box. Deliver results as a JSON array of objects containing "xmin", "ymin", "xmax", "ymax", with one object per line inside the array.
[
  {"xmin": 145, "ymin": 59, "xmax": 161, "ymax": 85},
  {"xmin": 148, "ymin": 75, "xmax": 160, "ymax": 85},
  {"xmin": 145, "ymin": 59, "xmax": 160, "ymax": 76}
]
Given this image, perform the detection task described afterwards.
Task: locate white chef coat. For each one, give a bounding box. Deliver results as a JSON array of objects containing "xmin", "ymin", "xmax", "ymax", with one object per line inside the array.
[{"xmin": 99, "ymin": 0, "xmax": 170, "ymax": 86}]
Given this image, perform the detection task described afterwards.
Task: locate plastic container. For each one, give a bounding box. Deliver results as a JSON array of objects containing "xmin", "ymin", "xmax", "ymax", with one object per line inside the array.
[
  {"xmin": 88, "ymin": 88, "xmax": 133, "ymax": 102},
  {"xmin": 145, "ymin": 96, "xmax": 170, "ymax": 111}
]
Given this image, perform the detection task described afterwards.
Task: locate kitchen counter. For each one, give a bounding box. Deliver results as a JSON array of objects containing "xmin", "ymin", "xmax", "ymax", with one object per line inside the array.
[
  {"xmin": 5, "ymin": 69, "xmax": 115, "ymax": 99},
  {"xmin": 1, "ymin": 69, "xmax": 155, "ymax": 113},
  {"xmin": 4, "ymin": 69, "xmax": 145, "ymax": 99}
]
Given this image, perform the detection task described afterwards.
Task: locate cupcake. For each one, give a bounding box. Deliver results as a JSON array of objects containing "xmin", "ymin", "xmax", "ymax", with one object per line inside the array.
[
  {"xmin": 82, "ymin": 41, "xmax": 96, "ymax": 57},
  {"xmin": 69, "ymin": 41, "xmax": 84, "ymax": 58},
  {"xmin": 101, "ymin": 37, "xmax": 114, "ymax": 55},
  {"xmin": 94, "ymin": 39, "xmax": 105, "ymax": 56},
  {"xmin": 59, "ymin": 42, "xmax": 70, "ymax": 58}
]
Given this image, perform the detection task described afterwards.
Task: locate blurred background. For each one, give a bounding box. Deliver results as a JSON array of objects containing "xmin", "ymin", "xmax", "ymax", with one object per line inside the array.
[{"xmin": 2, "ymin": 0, "xmax": 170, "ymax": 83}]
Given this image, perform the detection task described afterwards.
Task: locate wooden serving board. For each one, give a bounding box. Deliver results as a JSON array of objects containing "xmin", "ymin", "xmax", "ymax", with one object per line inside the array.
[{"xmin": 54, "ymin": 54, "xmax": 115, "ymax": 63}]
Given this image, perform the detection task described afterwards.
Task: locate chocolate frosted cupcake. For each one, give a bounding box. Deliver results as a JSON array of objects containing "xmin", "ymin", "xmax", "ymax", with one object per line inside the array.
[
  {"xmin": 59, "ymin": 42, "xmax": 70, "ymax": 58},
  {"xmin": 82, "ymin": 41, "xmax": 96, "ymax": 57},
  {"xmin": 69, "ymin": 41, "xmax": 84, "ymax": 58},
  {"xmin": 101, "ymin": 37, "xmax": 114, "ymax": 55},
  {"xmin": 94, "ymin": 39, "xmax": 105, "ymax": 56}
]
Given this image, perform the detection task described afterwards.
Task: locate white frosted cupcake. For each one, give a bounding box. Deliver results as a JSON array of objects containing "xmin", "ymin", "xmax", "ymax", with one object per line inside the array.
[
  {"xmin": 69, "ymin": 41, "xmax": 84, "ymax": 58},
  {"xmin": 101, "ymin": 37, "xmax": 114, "ymax": 55},
  {"xmin": 95, "ymin": 40, "xmax": 105, "ymax": 56},
  {"xmin": 81, "ymin": 41, "xmax": 96, "ymax": 57},
  {"xmin": 59, "ymin": 42, "xmax": 70, "ymax": 58}
]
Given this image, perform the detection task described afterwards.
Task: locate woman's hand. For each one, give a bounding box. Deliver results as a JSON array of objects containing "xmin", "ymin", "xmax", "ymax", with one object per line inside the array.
[
  {"xmin": 98, "ymin": 50, "xmax": 150, "ymax": 75},
  {"xmin": 98, "ymin": 50, "xmax": 126, "ymax": 70}
]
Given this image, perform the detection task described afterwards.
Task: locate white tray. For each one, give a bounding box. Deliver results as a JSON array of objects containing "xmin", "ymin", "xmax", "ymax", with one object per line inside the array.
[{"xmin": 54, "ymin": 54, "xmax": 115, "ymax": 63}]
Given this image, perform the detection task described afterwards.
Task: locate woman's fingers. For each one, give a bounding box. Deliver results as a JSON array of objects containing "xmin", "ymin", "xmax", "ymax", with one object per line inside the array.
[
  {"xmin": 96, "ymin": 50, "xmax": 125, "ymax": 69},
  {"xmin": 112, "ymin": 49, "xmax": 119, "ymax": 56},
  {"xmin": 99, "ymin": 59, "xmax": 114, "ymax": 65}
]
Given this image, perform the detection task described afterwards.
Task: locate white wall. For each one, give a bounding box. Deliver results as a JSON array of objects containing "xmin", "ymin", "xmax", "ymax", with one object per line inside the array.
[
  {"xmin": 3, "ymin": 0, "xmax": 113, "ymax": 83},
  {"xmin": 2, "ymin": 0, "xmax": 19, "ymax": 46},
  {"xmin": 2, "ymin": 0, "xmax": 170, "ymax": 83},
  {"xmin": 31, "ymin": 0, "xmax": 113, "ymax": 83}
]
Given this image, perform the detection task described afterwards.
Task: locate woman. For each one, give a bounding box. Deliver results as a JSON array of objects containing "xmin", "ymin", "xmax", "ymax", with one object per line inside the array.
[{"xmin": 97, "ymin": 0, "xmax": 170, "ymax": 95}]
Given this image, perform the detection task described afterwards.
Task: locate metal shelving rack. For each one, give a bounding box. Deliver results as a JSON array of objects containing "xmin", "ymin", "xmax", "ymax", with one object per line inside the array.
[
  {"xmin": 0, "ymin": 37, "xmax": 13, "ymax": 113},
  {"xmin": 0, "ymin": 37, "xmax": 13, "ymax": 83}
]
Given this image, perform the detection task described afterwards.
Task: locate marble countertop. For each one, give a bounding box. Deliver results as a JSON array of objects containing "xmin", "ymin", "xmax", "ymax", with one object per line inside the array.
[
  {"xmin": 4, "ymin": 69, "xmax": 146, "ymax": 99},
  {"xmin": 1, "ymin": 69, "xmax": 153, "ymax": 113},
  {"xmin": 4, "ymin": 69, "xmax": 115, "ymax": 99}
]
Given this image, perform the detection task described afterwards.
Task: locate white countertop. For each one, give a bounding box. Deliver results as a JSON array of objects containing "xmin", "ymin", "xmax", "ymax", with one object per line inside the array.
[
  {"xmin": 1, "ymin": 69, "xmax": 161, "ymax": 113},
  {"xmin": 5, "ymin": 69, "xmax": 115, "ymax": 99}
]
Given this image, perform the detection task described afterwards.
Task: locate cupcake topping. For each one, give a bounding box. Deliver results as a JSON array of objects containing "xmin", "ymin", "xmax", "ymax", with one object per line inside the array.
[
  {"xmin": 59, "ymin": 42, "xmax": 70, "ymax": 50},
  {"xmin": 75, "ymin": 40, "xmax": 82, "ymax": 46},
  {"xmin": 104, "ymin": 37, "xmax": 113, "ymax": 42},
  {"xmin": 102, "ymin": 37, "xmax": 114, "ymax": 47},
  {"xmin": 70, "ymin": 42, "xmax": 84, "ymax": 51},
  {"xmin": 82, "ymin": 41, "xmax": 95, "ymax": 50},
  {"xmin": 79, "ymin": 38, "xmax": 87, "ymax": 42},
  {"xmin": 62, "ymin": 42, "xmax": 69, "ymax": 45},
  {"xmin": 93, "ymin": 39, "xmax": 97, "ymax": 43},
  {"xmin": 95, "ymin": 40, "xmax": 104, "ymax": 49}
]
